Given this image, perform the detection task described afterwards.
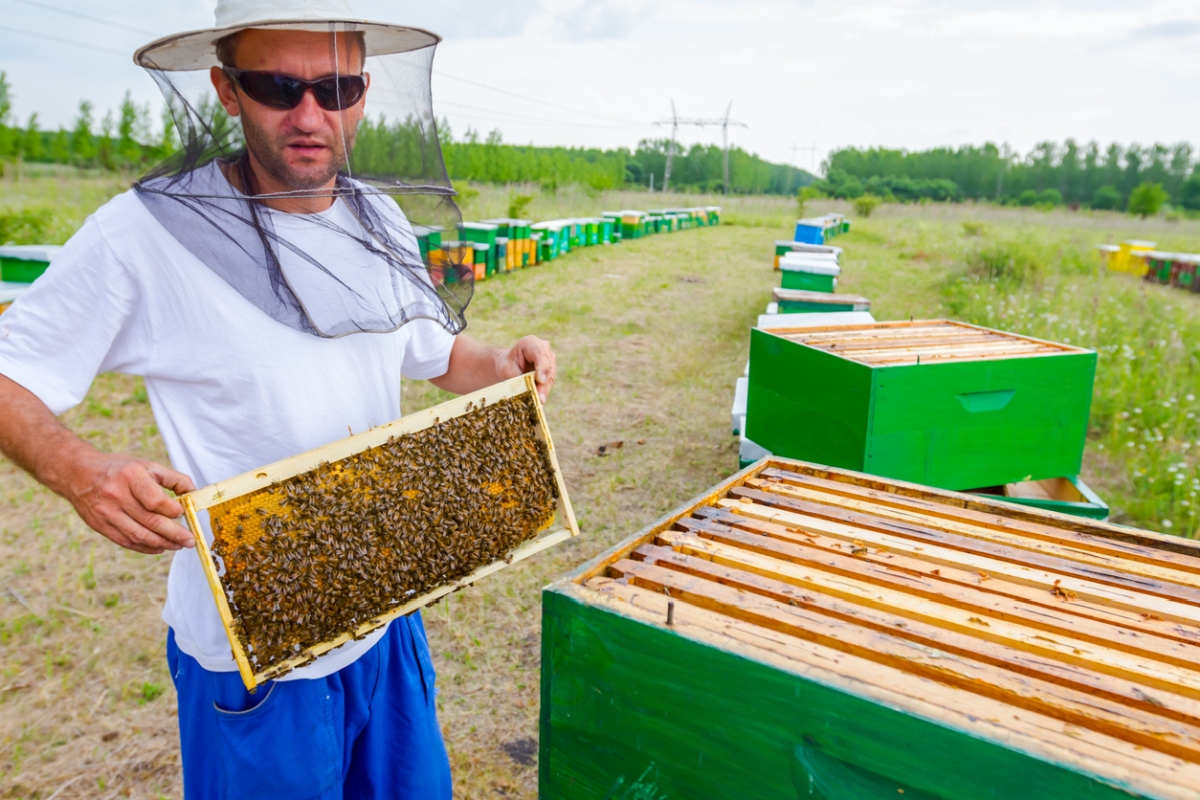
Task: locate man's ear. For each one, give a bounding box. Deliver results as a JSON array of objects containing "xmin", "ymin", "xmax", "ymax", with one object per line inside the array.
[{"xmin": 210, "ymin": 66, "xmax": 242, "ymax": 117}]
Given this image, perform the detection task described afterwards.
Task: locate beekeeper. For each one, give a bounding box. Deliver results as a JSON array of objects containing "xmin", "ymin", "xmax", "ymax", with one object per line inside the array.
[{"xmin": 0, "ymin": 1, "xmax": 553, "ymax": 797}]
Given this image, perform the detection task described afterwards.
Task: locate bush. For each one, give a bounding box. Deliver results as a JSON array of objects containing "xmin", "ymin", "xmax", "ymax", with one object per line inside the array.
[
  {"xmin": 507, "ymin": 193, "xmax": 533, "ymax": 219},
  {"xmin": 0, "ymin": 205, "xmax": 55, "ymax": 245},
  {"xmin": 852, "ymin": 194, "xmax": 881, "ymax": 218},
  {"xmin": 963, "ymin": 240, "xmax": 1045, "ymax": 288},
  {"xmin": 1037, "ymin": 188, "xmax": 1063, "ymax": 206},
  {"xmin": 1017, "ymin": 190, "xmax": 1038, "ymax": 207},
  {"xmin": 1091, "ymin": 185, "xmax": 1123, "ymax": 210},
  {"xmin": 961, "ymin": 221, "xmax": 986, "ymax": 236},
  {"xmin": 1128, "ymin": 182, "xmax": 1168, "ymax": 218}
]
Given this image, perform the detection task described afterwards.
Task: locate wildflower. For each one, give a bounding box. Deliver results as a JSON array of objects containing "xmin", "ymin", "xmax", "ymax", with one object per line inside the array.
[
  {"xmin": 1134, "ymin": 407, "xmax": 1143, "ymax": 414},
  {"xmin": 1187, "ymin": 394, "xmax": 1195, "ymax": 402},
  {"xmin": 1163, "ymin": 519, "xmax": 1174, "ymax": 529}
]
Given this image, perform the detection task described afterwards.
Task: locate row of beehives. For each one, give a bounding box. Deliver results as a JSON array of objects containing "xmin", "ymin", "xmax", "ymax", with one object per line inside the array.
[
  {"xmin": 411, "ymin": 206, "xmax": 721, "ymax": 281},
  {"xmin": 539, "ymin": 218, "xmax": 1200, "ymax": 799},
  {"xmin": 1100, "ymin": 239, "xmax": 1200, "ymax": 293},
  {"xmin": 733, "ymin": 218, "xmax": 1110, "ymax": 520}
]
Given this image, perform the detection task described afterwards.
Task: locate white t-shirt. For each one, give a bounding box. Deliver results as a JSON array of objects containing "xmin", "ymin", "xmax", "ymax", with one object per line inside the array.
[{"xmin": 0, "ymin": 187, "xmax": 456, "ymax": 678}]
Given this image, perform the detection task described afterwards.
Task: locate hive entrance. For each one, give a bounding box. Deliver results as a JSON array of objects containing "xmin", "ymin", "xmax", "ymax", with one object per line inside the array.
[{"xmin": 183, "ymin": 375, "xmax": 576, "ymax": 689}]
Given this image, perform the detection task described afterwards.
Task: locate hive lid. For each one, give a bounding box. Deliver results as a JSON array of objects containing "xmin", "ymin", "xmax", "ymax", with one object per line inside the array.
[
  {"xmin": 772, "ymin": 287, "xmax": 869, "ymax": 305},
  {"xmin": 756, "ymin": 311, "xmax": 876, "ymax": 330},
  {"xmin": 0, "ymin": 245, "xmax": 63, "ymax": 262},
  {"xmin": 779, "ymin": 258, "xmax": 840, "ymax": 276}
]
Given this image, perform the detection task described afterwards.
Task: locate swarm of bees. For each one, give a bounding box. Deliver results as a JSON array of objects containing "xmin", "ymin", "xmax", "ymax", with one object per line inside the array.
[{"xmin": 208, "ymin": 394, "xmax": 559, "ymax": 672}]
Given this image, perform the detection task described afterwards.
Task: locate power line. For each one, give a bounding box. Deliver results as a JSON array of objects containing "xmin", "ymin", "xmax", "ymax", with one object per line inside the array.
[
  {"xmin": 434, "ymin": 68, "xmax": 648, "ymax": 126},
  {"xmin": 0, "ymin": 22, "xmax": 131, "ymax": 57},
  {"xmin": 5, "ymin": 0, "xmax": 159, "ymax": 37},
  {"xmin": 436, "ymin": 99, "xmax": 650, "ymax": 130}
]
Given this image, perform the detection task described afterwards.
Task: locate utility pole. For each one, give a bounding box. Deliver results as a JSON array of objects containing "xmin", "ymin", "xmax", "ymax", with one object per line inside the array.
[{"xmin": 654, "ymin": 100, "xmax": 747, "ymax": 195}]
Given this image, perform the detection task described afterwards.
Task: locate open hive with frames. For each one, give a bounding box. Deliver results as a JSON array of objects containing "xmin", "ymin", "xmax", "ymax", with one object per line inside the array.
[{"xmin": 181, "ymin": 373, "xmax": 577, "ymax": 691}]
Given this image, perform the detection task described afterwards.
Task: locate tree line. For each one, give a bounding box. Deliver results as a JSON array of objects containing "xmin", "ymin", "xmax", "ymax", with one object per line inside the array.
[
  {"xmin": 817, "ymin": 141, "xmax": 1200, "ymax": 211},
  {"xmin": 0, "ymin": 73, "xmax": 810, "ymax": 195}
]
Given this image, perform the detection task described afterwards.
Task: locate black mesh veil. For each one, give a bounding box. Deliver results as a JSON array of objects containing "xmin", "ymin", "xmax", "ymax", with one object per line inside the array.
[{"xmin": 133, "ymin": 21, "xmax": 471, "ymax": 339}]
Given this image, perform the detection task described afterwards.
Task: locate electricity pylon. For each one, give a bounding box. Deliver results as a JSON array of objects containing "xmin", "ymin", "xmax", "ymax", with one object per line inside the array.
[{"xmin": 654, "ymin": 99, "xmax": 747, "ymax": 194}]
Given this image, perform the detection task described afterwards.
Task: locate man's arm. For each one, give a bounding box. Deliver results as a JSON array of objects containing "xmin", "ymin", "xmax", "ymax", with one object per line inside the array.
[
  {"xmin": 0, "ymin": 374, "xmax": 196, "ymax": 554},
  {"xmin": 429, "ymin": 334, "xmax": 556, "ymax": 403}
]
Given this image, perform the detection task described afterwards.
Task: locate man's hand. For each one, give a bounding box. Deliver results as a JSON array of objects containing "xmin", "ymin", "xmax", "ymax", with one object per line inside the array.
[
  {"xmin": 65, "ymin": 453, "xmax": 197, "ymax": 555},
  {"xmin": 430, "ymin": 334, "xmax": 558, "ymax": 403},
  {"xmin": 495, "ymin": 335, "xmax": 556, "ymax": 403},
  {"xmin": 0, "ymin": 374, "xmax": 197, "ymax": 556}
]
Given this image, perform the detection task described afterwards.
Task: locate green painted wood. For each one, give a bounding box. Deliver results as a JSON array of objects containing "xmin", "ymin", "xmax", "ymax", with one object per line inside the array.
[
  {"xmin": 539, "ymin": 586, "xmax": 1161, "ymax": 800},
  {"xmin": 969, "ymin": 475, "xmax": 1110, "ymax": 520},
  {"xmin": 745, "ymin": 329, "xmax": 1096, "ymax": 491},
  {"xmin": 779, "ymin": 271, "xmax": 836, "ymax": 292},
  {"xmin": 746, "ymin": 328, "xmax": 872, "ymax": 473},
  {"xmin": 778, "ymin": 300, "xmax": 864, "ymax": 313}
]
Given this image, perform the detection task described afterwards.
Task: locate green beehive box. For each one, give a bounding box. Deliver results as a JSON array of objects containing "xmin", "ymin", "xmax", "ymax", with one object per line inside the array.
[
  {"xmin": 0, "ymin": 245, "xmax": 62, "ymax": 284},
  {"xmin": 706, "ymin": 205, "xmax": 721, "ymax": 225},
  {"xmin": 746, "ymin": 320, "xmax": 1097, "ymax": 491},
  {"xmin": 779, "ymin": 258, "xmax": 839, "ymax": 292},
  {"xmin": 966, "ymin": 475, "xmax": 1109, "ymax": 520},
  {"xmin": 541, "ymin": 457, "xmax": 1200, "ymax": 800},
  {"xmin": 459, "ymin": 222, "xmax": 498, "ymax": 274}
]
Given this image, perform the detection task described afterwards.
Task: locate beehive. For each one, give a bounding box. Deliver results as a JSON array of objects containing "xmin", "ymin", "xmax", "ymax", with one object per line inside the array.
[
  {"xmin": 541, "ymin": 457, "xmax": 1200, "ymax": 800},
  {"xmin": 779, "ymin": 255, "xmax": 839, "ymax": 292},
  {"xmin": 181, "ymin": 374, "xmax": 577, "ymax": 691},
  {"xmin": 772, "ymin": 287, "xmax": 870, "ymax": 314},
  {"xmin": 746, "ymin": 320, "xmax": 1096, "ymax": 491}
]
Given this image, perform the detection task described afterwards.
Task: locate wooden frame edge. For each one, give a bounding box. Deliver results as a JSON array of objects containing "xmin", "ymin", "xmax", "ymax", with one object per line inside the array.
[{"xmin": 182, "ymin": 495, "xmax": 256, "ymax": 691}]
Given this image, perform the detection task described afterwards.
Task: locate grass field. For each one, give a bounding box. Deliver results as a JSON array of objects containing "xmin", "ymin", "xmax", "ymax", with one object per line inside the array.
[{"xmin": 1, "ymin": 174, "xmax": 1198, "ymax": 798}]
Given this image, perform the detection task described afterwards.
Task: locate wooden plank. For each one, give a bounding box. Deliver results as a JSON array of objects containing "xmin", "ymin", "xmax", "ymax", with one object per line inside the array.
[
  {"xmin": 605, "ymin": 559, "xmax": 1200, "ymax": 762},
  {"xmin": 686, "ymin": 509, "xmax": 1200, "ymax": 645},
  {"xmin": 744, "ymin": 478, "xmax": 1200, "ymax": 587},
  {"xmin": 759, "ymin": 467, "xmax": 1200, "ymax": 570},
  {"xmin": 638, "ymin": 540, "xmax": 1200, "ymax": 709},
  {"xmin": 726, "ymin": 487, "xmax": 1200, "ymax": 608},
  {"xmin": 717, "ymin": 497, "xmax": 1200, "ymax": 625},
  {"xmin": 575, "ymin": 579, "xmax": 1200, "ymax": 800}
]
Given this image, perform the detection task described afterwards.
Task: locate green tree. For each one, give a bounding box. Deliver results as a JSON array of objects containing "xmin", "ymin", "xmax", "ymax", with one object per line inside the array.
[
  {"xmin": 1128, "ymin": 182, "xmax": 1168, "ymax": 218},
  {"xmin": 1091, "ymin": 185, "xmax": 1122, "ymax": 210},
  {"xmin": 71, "ymin": 100, "xmax": 96, "ymax": 164},
  {"xmin": 117, "ymin": 91, "xmax": 143, "ymax": 166},
  {"xmin": 0, "ymin": 71, "xmax": 14, "ymax": 164},
  {"xmin": 796, "ymin": 185, "xmax": 820, "ymax": 217},
  {"xmin": 1178, "ymin": 173, "xmax": 1200, "ymax": 211},
  {"xmin": 1017, "ymin": 189, "xmax": 1038, "ymax": 206},
  {"xmin": 50, "ymin": 129, "xmax": 70, "ymax": 164},
  {"xmin": 22, "ymin": 113, "xmax": 43, "ymax": 161},
  {"xmin": 1036, "ymin": 188, "xmax": 1063, "ymax": 206}
]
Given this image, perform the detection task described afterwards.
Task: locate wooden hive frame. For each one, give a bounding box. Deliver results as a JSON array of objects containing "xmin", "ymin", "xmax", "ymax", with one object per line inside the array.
[
  {"xmin": 771, "ymin": 318, "xmax": 1086, "ymax": 367},
  {"xmin": 181, "ymin": 373, "xmax": 578, "ymax": 691},
  {"xmin": 542, "ymin": 457, "xmax": 1200, "ymax": 800}
]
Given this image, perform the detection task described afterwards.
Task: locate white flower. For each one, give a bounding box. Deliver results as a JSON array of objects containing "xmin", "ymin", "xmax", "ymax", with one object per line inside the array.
[
  {"xmin": 1134, "ymin": 407, "xmax": 1143, "ymax": 414},
  {"xmin": 1163, "ymin": 519, "xmax": 1174, "ymax": 529},
  {"xmin": 1188, "ymin": 394, "xmax": 1196, "ymax": 402}
]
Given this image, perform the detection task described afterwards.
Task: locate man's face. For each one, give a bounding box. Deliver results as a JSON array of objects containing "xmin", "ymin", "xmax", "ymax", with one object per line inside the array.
[{"xmin": 212, "ymin": 29, "xmax": 368, "ymax": 191}]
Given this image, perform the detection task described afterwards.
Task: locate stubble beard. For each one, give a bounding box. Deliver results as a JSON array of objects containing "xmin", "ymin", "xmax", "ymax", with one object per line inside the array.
[{"xmin": 242, "ymin": 115, "xmax": 356, "ymax": 191}]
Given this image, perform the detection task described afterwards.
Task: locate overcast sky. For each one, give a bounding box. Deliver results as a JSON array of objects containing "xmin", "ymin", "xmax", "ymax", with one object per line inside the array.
[{"xmin": 3, "ymin": 0, "xmax": 1200, "ymax": 173}]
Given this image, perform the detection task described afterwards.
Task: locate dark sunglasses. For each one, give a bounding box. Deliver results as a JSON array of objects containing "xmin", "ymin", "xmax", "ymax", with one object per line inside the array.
[{"xmin": 224, "ymin": 69, "xmax": 366, "ymax": 111}]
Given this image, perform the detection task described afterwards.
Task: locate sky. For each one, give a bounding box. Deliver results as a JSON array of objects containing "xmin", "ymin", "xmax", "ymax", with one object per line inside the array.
[{"xmin": 2, "ymin": 0, "xmax": 1200, "ymax": 174}]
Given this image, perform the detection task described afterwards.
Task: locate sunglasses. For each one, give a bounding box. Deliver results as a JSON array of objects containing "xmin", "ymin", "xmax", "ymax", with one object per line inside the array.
[{"xmin": 224, "ymin": 69, "xmax": 366, "ymax": 111}]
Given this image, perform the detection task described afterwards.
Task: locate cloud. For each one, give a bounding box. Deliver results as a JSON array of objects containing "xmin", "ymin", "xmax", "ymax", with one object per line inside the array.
[{"xmin": 1130, "ymin": 19, "xmax": 1200, "ymax": 40}]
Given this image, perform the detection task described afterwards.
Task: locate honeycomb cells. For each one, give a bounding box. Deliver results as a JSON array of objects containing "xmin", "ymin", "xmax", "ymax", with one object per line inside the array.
[{"xmin": 207, "ymin": 394, "xmax": 559, "ymax": 675}]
